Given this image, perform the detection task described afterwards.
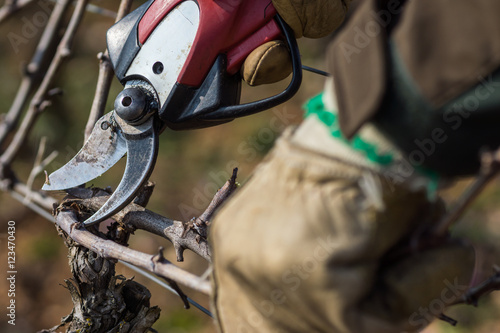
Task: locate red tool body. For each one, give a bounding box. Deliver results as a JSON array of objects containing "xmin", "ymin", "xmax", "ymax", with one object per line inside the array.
[
  {"xmin": 139, "ymin": 0, "xmax": 281, "ymax": 83},
  {"xmin": 107, "ymin": 0, "xmax": 301, "ymax": 129}
]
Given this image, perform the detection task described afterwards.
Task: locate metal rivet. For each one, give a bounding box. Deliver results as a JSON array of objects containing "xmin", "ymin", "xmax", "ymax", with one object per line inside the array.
[{"xmin": 152, "ymin": 62, "xmax": 164, "ymax": 75}]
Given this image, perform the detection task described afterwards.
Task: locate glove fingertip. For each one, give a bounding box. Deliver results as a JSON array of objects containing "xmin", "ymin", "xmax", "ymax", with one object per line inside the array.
[{"xmin": 242, "ymin": 41, "xmax": 292, "ymax": 86}]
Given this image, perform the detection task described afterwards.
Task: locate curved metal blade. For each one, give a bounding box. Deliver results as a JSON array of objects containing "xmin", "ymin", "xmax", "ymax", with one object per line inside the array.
[
  {"xmin": 42, "ymin": 112, "xmax": 127, "ymax": 191},
  {"xmin": 83, "ymin": 116, "xmax": 159, "ymax": 226}
]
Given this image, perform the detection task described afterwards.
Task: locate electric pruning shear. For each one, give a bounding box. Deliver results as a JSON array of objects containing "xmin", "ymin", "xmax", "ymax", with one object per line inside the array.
[{"xmin": 42, "ymin": 0, "xmax": 302, "ymax": 225}]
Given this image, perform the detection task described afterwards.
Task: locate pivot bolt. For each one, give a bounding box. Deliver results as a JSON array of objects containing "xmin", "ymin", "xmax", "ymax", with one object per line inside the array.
[{"xmin": 114, "ymin": 87, "xmax": 147, "ymax": 122}]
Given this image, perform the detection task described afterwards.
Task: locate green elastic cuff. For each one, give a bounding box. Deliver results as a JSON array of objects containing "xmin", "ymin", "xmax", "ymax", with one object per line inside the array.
[
  {"xmin": 304, "ymin": 94, "xmax": 394, "ymax": 166},
  {"xmin": 304, "ymin": 93, "xmax": 440, "ymax": 199}
]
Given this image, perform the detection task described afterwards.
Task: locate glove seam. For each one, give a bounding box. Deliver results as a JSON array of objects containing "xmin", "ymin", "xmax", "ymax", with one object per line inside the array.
[
  {"xmin": 341, "ymin": 0, "xmax": 348, "ymax": 11},
  {"xmin": 249, "ymin": 42, "xmax": 285, "ymax": 85}
]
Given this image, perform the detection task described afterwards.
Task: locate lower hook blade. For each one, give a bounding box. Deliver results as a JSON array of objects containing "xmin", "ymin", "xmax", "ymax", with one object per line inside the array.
[{"xmin": 83, "ymin": 117, "xmax": 159, "ymax": 226}]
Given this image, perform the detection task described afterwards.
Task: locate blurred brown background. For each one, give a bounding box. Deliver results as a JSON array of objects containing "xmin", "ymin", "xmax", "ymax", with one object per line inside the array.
[{"xmin": 0, "ymin": 0, "xmax": 499, "ymax": 332}]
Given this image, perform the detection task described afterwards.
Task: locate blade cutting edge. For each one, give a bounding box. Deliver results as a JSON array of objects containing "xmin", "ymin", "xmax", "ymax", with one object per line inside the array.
[{"xmin": 42, "ymin": 112, "xmax": 127, "ymax": 191}]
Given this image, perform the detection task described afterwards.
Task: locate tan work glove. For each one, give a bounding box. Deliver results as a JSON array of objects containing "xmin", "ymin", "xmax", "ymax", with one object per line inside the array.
[
  {"xmin": 241, "ymin": 0, "xmax": 351, "ymax": 86},
  {"xmin": 210, "ymin": 125, "xmax": 475, "ymax": 333}
]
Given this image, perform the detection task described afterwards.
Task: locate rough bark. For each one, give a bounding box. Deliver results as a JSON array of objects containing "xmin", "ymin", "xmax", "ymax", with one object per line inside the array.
[{"xmin": 39, "ymin": 219, "xmax": 161, "ymax": 333}]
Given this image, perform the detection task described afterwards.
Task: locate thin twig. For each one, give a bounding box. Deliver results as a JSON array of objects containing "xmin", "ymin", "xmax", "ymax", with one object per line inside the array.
[
  {"xmin": 65, "ymin": 187, "xmax": 212, "ymax": 262},
  {"xmin": 199, "ymin": 167, "xmax": 239, "ymax": 224},
  {"xmin": 24, "ymin": 137, "xmax": 58, "ymax": 203},
  {"xmin": 0, "ymin": 0, "xmax": 89, "ymax": 167},
  {"xmin": 185, "ymin": 168, "xmax": 239, "ymax": 240},
  {"xmin": 433, "ymin": 149, "xmax": 500, "ymax": 236},
  {"xmin": 65, "ymin": 168, "xmax": 238, "ymax": 263},
  {"xmin": 84, "ymin": 0, "xmax": 134, "ymax": 140},
  {"xmin": 84, "ymin": 3, "xmax": 116, "ymax": 18},
  {"xmin": 24, "ymin": 136, "xmax": 46, "ymax": 200},
  {"xmin": 438, "ymin": 313, "xmax": 458, "ymax": 326},
  {"xmin": 0, "ymin": 0, "xmax": 32, "ymax": 24},
  {"xmin": 8, "ymin": 188, "xmax": 55, "ymax": 221},
  {"xmin": 84, "ymin": 52, "xmax": 114, "ymax": 140},
  {"xmin": 48, "ymin": 0, "xmax": 117, "ymax": 18},
  {"xmin": 133, "ymin": 181, "xmax": 155, "ymax": 207},
  {"xmin": 0, "ymin": 171, "xmax": 56, "ymax": 221},
  {"xmin": 0, "ymin": 0, "xmax": 72, "ymax": 148},
  {"xmin": 121, "ymin": 261, "xmax": 214, "ymax": 317},
  {"xmin": 0, "ymin": 177, "xmax": 57, "ymax": 211},
  {"xmin": 451, "ymin": 266, "xmax": 500, "ymax": 307},
  {"xmin": 55, "ymin": 209, "xmax": 211, "ymax": 295}
]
